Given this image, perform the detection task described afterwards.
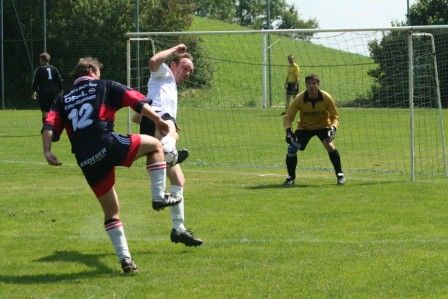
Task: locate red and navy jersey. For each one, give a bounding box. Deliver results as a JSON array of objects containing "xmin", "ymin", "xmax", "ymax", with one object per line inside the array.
[{"xmin": 43, "ymin": 77, "xmax": 147, "ymax": 152}]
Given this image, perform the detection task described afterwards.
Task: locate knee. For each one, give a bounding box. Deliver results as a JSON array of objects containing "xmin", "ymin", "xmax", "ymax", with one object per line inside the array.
[{"xmin": 325, "ymin": 143, "xmax": 336, "ymax": 152}]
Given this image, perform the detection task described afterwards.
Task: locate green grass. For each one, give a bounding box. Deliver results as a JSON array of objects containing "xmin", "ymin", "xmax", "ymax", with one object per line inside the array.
[
  {"xmin": 1, "ymin": 109, "xmax": 448, "ymax": 298},
  {"xmin": 185, "ymin": 17, "xmax": 376, "ymax": 108}
]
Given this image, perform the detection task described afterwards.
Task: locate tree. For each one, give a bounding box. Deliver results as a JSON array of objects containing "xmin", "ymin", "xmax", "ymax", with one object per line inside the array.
[
  {"xmin": 193, "ymin": 0, "xmax": 236, "ymax": 22},
  {"xmin": 4, "ymin": 0, "xmax": 211, "ymax": 107},
  {"xmin": 276, "ymin": 5, "xmax": 318, "ymax": 39},
  {"xmin": 366, "ymin": 0, "xmax": 448, "ymax": 107}
]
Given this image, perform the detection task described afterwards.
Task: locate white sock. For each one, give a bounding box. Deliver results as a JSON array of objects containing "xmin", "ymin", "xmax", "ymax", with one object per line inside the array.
[
  {"xmin": 146, "ymin": 162, "xmax": 167, "ymax": 201},
  {"xmin": 105, "ymin": 219, "xmax": 131, "ymax": 261},
  {"xmin": 170, "ymin": 185, "xmax": 186, "ymax": 231}
]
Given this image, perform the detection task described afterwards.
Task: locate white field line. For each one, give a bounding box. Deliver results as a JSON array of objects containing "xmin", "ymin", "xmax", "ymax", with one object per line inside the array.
[
  {"xmin": 66, "ymin": 234, "xmax": 448, "ymax": 245},
  {"xmin": 0, "ymin": 159, "xmax": 409, "ymax": 182}
]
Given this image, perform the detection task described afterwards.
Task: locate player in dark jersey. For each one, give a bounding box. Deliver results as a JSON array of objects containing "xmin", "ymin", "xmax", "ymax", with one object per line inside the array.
[
  {"xmin": 32, "ymin": 53, "xmax": 63, "ymax": 124},
  {"xmin": 42, "ymin": 57, "xmax": 182, "ymax": 274}
]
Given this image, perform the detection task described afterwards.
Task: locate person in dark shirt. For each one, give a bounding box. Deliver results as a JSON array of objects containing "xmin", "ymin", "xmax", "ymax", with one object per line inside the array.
[
  {"xmin": 42, "ymin": 57, "xmax": 182, "ymax": 274},
  {"xmin": 32, "ymin": 53, "xmax": 63, "ymax": 124}
]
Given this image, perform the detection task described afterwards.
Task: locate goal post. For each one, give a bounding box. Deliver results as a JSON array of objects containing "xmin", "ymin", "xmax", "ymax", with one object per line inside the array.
[
  {"xmin": 125, "ymin": 25, "xmax": 448, "ymax": 179},
  {"xmin": 408, "ymin": 32, "xmax": 447, "ymax": 180}
]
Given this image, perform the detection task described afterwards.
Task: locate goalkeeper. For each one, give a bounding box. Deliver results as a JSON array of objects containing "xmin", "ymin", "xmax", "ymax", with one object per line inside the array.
[{"xmin": 282, "ymin": 74, "xmax": 345, "ymax": 185}]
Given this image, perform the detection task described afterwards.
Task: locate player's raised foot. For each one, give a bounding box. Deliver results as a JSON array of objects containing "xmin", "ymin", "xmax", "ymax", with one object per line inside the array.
[
  {"xmin": 170, "ymin": 228, "xmax": 203, "ymax": 247},
  {"xmin": 283, "ymin": 176, "xmax": 295, "ymax": 186},
  {"xmin": 152, "ymin": 194, "xmax": 182, "ymax": 211},
  {"xmin": 121, "ymin": 257, "xmax": 139, "ymax": 274},
  {"xmin": 337, "ymin": 173, "xmax": 346, "ymax": 185},
  {"xmin": 177, "ymin": 149, "xmax": 189, "ymax": 164}
]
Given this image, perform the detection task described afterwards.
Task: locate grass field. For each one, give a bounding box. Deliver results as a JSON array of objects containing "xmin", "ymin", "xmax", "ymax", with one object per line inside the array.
[
  {"xmin": 140, "ymin": 17, "xmax": 377, "ymax": 108},
  {"xmin": 1, "ymin": 109, "xmax": 448, "ymax": 298}
]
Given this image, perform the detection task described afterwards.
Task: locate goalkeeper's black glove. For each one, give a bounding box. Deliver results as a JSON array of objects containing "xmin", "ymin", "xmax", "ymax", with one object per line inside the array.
[
  {"xmin": 325, "ymin": 126, "xmax": 337, "ymax": 143},
  {"xmin": 285, "ymin": 128, "xmax": 299, "ymax": 146}
]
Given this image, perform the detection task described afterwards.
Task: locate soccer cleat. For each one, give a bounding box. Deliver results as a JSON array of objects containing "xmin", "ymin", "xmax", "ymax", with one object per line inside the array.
[
  {"xmin": 121, "ymin": 257, "xmax": 139, "ymax": 274},
  {"xmin": 283, "ymin": 176, "xmax": 295, "ymax": 186},
  {"xmin": 170, "ymin": 228, "xmax": 203, "ymax": 247},
  {"xmin": 152, "ymin": 194, "xmax": 182, "ymax": 211},
  {"xmin": 176, "ymin": 148, "xmax": 190, "ymax": 164},
  {"xmin": 337, "ymin": 173, "xmax": 346, "ymax": 185}
]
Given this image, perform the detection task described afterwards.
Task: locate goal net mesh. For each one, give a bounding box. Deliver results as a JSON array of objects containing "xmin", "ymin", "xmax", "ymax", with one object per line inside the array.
[{"xmin": 127, "ymin": 28, "xmax": 448, "ymax": 178}]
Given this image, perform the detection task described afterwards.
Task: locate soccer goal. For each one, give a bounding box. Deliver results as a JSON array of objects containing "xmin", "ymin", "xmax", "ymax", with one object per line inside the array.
[{"xmin": 126, "ymin": 25, "xmax": 448, "ymax": 179}]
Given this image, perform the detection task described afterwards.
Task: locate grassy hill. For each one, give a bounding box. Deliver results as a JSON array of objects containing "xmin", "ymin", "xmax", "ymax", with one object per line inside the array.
[{"xmin": 181, "ymin": 16, "xmax": 376, "ymax": 107}]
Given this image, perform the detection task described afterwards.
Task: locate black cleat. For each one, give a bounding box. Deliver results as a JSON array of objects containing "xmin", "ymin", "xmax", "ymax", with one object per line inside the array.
[
  {"xmin": 170, "ymin": 228, "xmax": 203, "ymax": 247},
  {"xmin": 337, "ymin": 173, "xmax": 346, "ymax": 185},
  {"xmin": 152, "ymin": 194, "xmax": 182, "ymax": 211},
  {"xmin": 121, "ymin": 257, "xmax": 139, "ymax": 274},
  {"xmin": 283, "ymin": 176, "xmax": 295, "ymax": 186},
  {"xmin": 176, "ymin": 149, "xmax": 189, "ymax": 164}
]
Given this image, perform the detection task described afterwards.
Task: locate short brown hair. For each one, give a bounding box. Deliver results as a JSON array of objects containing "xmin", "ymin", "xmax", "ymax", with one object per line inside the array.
[
  {"xmin": 39, "ymin": 52, "xmax": 50, "ymax": 63},
  {"xmin": 305, "ymin": 74, "xmax": 320, "ymax": 84},
  {"xmin": 171, "ymin": 52, "xmax": 193, "ymax": 64},
  {"xmin": 72, "ymin": 57, "xmax": 103, "ymax": 80}
]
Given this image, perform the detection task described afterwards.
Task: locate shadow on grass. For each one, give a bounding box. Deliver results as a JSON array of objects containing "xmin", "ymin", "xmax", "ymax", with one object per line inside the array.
[
  {"xmin": 0, "ymin": 250, "xmax": 117, "ymax": 284},
  {"xmin": 247, "ymin": 179, "xmax": 407, "ymax": 190},
  {"xmin": 247, "ymin": 184, "xmax": 313, "ymax": 189}
]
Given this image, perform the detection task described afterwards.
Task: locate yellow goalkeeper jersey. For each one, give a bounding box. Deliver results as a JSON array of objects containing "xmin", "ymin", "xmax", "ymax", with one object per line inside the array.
[
  {"xmin": 283, "ymin": 90, "xmax": 339, "ymax": 130},
  {"xmin": 286, "ymin": 63, "xmax": 300, "ymax": 83}
]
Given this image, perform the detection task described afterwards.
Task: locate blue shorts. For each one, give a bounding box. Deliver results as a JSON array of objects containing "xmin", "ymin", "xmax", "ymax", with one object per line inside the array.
[{"xmin": 74, "ymin": 132, "xmax": 141, "ymax": 197}]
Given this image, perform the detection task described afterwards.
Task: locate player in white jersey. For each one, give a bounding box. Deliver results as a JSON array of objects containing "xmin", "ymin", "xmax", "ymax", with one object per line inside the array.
[{"xmin": 133, "ymin": 44, "xmax": 202, "ymax": 246}]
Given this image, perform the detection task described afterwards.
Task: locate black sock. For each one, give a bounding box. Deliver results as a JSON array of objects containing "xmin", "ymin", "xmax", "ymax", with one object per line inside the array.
[
  {"xmin": 286, "ymin": 154, "xmax": 297, "ymax": 179},
  {"xmin": 328, "ymin": 150, "xmax": 343, "ymax": 174}
]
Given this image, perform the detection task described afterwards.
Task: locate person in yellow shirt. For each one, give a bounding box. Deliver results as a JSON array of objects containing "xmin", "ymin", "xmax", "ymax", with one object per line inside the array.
[
  {"xmin": 282, "ymin": 74, "xmax": 345, "ymax": 186},
  {"xmin": 283, "ymin": 54, "xmax": 300, "ymax": 115}
]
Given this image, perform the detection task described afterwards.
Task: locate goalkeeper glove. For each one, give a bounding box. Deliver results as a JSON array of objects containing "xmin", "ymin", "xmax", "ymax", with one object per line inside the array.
[
  {"xmin": 325, "ymin": 126, "xmax": 337, "ymax": 143},
  {"xmin": 31, "ymin": 92, "xmax": 37, "ymax": 101},
  {"xmin": 285, "ymin": 128, "xmax": 299, "ymax": 146}
]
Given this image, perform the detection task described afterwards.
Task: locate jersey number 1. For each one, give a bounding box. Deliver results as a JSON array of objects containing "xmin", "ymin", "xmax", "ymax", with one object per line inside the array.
[{"xmin": 46, "ymin": 67, "xmax": 53, "ymax": 80}]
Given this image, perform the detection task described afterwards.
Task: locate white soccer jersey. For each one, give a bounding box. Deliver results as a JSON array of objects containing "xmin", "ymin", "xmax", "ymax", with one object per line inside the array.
[{"xmin": 146, "ymin": 63, "xmax": 178, "ymax": 119}]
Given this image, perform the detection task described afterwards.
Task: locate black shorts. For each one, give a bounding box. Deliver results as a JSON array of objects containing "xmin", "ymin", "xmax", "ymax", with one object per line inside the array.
[
  {"xmin": 286, "ymin": 83, "xmax": 299, "ymax": 95},
  {"xmin": 140, "ymin": 113, "xmax": 177, "ymax": 136},
  {"xmin": 294, "ymin": 128, "xmax": 331, "ymax": 151},
  {"xmin": 38, "ymin": 92, "xmax": 57, "ymax": 112},
  {"xmin": 74, "ymin": 132, "xmax": 141, "ymax": 197}
]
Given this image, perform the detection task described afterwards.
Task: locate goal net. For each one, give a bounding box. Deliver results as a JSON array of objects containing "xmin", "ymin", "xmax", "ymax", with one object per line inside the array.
[{"xmin": 126, "ymin": 26, "xmax": 448, "ymax": 179}]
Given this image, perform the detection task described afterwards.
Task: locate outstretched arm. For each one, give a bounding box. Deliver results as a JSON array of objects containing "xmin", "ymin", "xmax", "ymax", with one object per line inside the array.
[
  {"xmin": 42, "ymin": 129, "xmax": 62, "ymax": 166},
  {"xmin": 148, "ymin": 44, "xmax": 187, "ymax": 72}
]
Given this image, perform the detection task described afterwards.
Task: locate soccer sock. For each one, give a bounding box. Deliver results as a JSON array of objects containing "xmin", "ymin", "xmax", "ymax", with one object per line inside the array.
[
  {"xmin": 169, "ymin": 185, "xmax": 186, "ymax": 231},
  {"xmin": 286, "ymin": 154, "xmax": 297, "ymax": 179},
  {"xmin": 146, "ymin": 162, "xmax": 167, "ymax": 201},
  {"xmin": 328, "ymin": 150, "xmax": 343, "ymax": 174},
  {"xmin": 105, "ymin": 218, "xmax": 131, "ymax": 261}
]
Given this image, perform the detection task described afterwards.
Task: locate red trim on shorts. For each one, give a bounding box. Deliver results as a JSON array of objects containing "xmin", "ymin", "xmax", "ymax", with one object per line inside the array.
[
  {"xmin": 92, "ymin": 169, "xmax": 115, "ymax": 198},
  {"xmin": 122, "ymin": 134, "xmax": 141, "ymax": 167}
]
